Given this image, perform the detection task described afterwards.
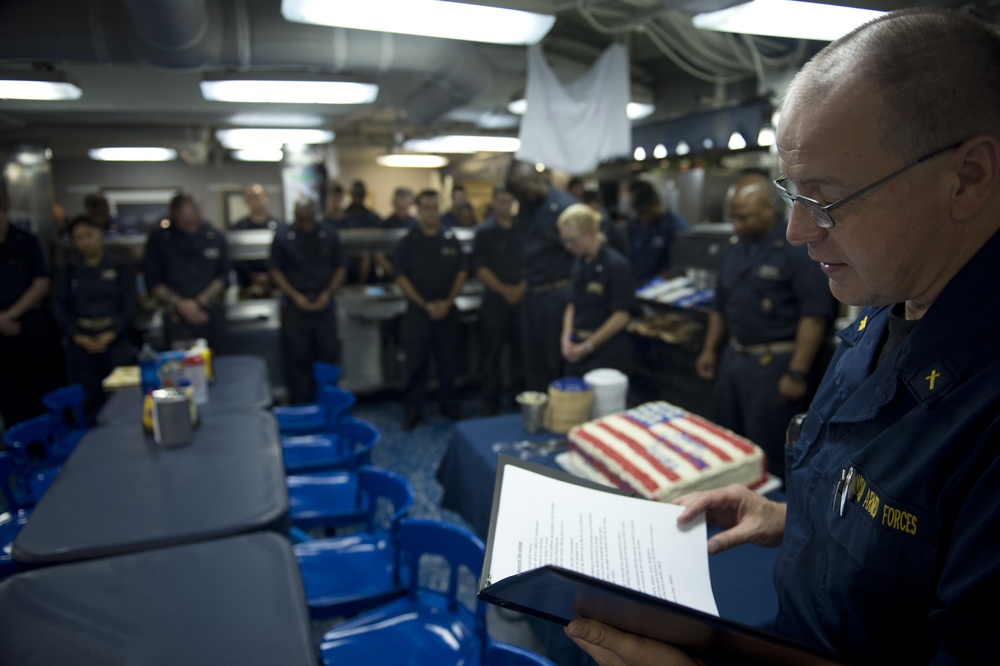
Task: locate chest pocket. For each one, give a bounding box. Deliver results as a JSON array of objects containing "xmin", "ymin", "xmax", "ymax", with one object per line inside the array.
[{"xmin": 204, "ymin": 247, "xmax": 221, "ymax": 260}]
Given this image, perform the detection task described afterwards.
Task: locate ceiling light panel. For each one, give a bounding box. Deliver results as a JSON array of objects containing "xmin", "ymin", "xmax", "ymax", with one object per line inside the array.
[
  {"xmin": 0, "ymin": 79, "xmax": 82, "ymax": 101},
  {"xmin": 693, "ymin": 0, "xmax": 885, "ymax": 41},
  {"xmin": 201, "ymin": 80, "xmax": 378, "ymax": 104},
  {"xmin": 376, "ymin": 154, "xmax": 449, "ymax": 168},
  {"xmin": 403, "ymin": 135, "xmax": 520, "ymax": 153},
  {"xmin": 282, "ymin": 0, "xmax": 555, "ymax": 45},
  {"xmin": 88, "ymin": 147, "xmax": 177, "ymax": 162},
  {"xmin": 215, "ymin": 128, "xmax": 335, "ymax": 149}
]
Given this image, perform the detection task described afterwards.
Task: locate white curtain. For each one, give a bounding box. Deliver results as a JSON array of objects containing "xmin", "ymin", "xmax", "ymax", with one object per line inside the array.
[{"xmin": 515, "ymin": 42, "xmax": 631, "ymax": 174}]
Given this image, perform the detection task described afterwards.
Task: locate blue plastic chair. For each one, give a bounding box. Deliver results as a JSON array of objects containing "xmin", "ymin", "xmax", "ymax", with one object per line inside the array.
[
  {"xmin": 486, "ymin": 641, "xmax": 557, "ymax": 666},
  {"xmin": 1, "ymin": 414, "xmax": 62, "ymax": 500},
  {"xmin": 319, "ymin": 519, "xmax": 489, "ymax": 666},
  {"xmin": 287, "ymin": 464, "xmax": 369, "ymax": 532},
  {"xmin": 282, "ymin": 417, "xmax": 378, "ymax": 474},
  {"xmin": 0, "ymin": 452, "xmax": 35, "ymax": 579},
  {"xmin": 275, "ymin": 384, "xmax": 354, "ymax": 437},
  {"xmin": 41, "ymin": 383, "xmax": 89, "ymax": 460},
  {"xmin": 294, "ymin": 467, "xmax": 414, "ymax": 619},
  {"xmin": 273, "ymin": 363, "xmax": 346, "ymax": 435}
]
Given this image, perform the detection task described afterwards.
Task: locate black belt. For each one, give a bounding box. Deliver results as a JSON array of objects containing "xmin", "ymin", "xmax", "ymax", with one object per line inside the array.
[
  {"xmin": 529, "ymin": 278, "xmax": 569, "ymax": 293},
  {"xmin": 730, "ymin": 338, "xmax": 796, "ymax": 356}
]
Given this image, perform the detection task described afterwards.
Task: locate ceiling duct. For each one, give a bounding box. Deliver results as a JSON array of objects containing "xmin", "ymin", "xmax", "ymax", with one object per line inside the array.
[{"xmin": 0, "ymin": 0, "xmax": 493, "ymax": 126}]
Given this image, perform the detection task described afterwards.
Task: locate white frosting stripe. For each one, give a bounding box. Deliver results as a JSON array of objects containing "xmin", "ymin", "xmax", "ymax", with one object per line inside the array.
[
  {"xmin": 573, "ymin": 428, "xmax": 659, "ymax": 494},
  {"xmin": 682, "ymin": 413, "xmax": 757, "ymax": 454},
  {"xmin": 598, "ymin": 420, "xmax": 682, "ymax": 481},
  {"xmin": 652, "ymin": 421, "xmax": 733, "ymax": 463}
]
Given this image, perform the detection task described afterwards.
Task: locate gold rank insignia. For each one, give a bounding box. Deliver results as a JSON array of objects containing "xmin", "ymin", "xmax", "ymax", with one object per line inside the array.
[
  {"xmin": 858, "ymin": 315, "xmax": 868, "ymax": 331},
  {"xmin": 586, "ymin": 281, "xmax": 605, "ymax": 295},
  {"xmin": 760, "ymin": 297, "xmax": 774, "ymax": 313}
]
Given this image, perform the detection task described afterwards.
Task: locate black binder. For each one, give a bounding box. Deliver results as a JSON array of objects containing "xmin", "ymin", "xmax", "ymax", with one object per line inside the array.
[{"xmin": 477, "ymin": 455, "xmax": 849, "ymax": 666}]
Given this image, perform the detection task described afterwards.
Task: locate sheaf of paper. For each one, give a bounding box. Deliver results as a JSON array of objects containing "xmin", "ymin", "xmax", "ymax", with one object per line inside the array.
[{"xmin": 489, "ymin": 465, "xmax": 719, "ymax": 616}]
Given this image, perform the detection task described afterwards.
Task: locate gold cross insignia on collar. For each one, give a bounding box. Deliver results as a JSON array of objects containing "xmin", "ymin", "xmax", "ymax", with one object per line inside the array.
[
  {"xmin": 858, "ymin": 315, "xmax": 868, "ymax": 331},
  {"xmin": 925, "ymin": 369, "xmax": 941, "ymax": 391}
]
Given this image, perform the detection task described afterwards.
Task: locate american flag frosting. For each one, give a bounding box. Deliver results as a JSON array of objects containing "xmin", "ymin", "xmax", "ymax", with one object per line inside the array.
[{"xmin": 568, "ymin": 401, "xmax": 767, "ymax": 502}]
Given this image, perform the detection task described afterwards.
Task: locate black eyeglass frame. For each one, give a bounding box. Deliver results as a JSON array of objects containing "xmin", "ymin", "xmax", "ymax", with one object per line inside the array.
[{"xmin": 773, "ymin": 141, "xmax": 962, "ymax": 229}]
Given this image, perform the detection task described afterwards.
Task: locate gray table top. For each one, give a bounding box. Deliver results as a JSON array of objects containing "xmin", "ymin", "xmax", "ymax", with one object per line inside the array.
[
  {"xmin": 97, "ymin": 354, "xmax": 272, "ymax": 425},
  {"xmin": 0, "ymin": 532, "xmax": 316, "ymax": 666},
  {"xmin": 13, "ymin": 409, "xmax": 288, "ymax": 564}
]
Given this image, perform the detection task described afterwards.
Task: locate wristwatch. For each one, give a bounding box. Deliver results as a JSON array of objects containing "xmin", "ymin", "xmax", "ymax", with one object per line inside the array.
[{"xmin": 785, "ymin": 369, "xmax": 807, "ymax": 383}]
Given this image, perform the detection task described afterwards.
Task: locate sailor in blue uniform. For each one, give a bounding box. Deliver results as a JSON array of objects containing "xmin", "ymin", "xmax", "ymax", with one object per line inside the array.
[
  {"xmin": 697, "ymin": 173, "xmax": 836, "ymax": 480},
  {"xmin": 143, "ymin": 193, "xmax": 230, "ymax": 351},
  {"xmin": 395, "ymin": 189, "xmax": 467, "ymax": 430},
  {"xmin": 558, "ymin": 204, "xmax": 636, "ymax": 377},
  {"xmin": 507, "ymin": 161, "xmax": 577, "ymax": 391},
  {"xmin": 54, "ymin": 215, "xmax": 137, "ymax": 421},
  {"xmin": 471, "ymin": 184, "xmax": 525, "ymax": 415},
  {"xmin": 628, "ymin": 185, "xmax": 691, "ymax": 284},
  {"xmin": 231, "ymin": 182, "xmax": 283, "ymax": 298},
  {"xmin": 268, "ymin": 199, "xmax": 346, "ymax": 404},
  {"xmin": 565, "ymin": 10, "xmax": 1000, "ymax": 665}
]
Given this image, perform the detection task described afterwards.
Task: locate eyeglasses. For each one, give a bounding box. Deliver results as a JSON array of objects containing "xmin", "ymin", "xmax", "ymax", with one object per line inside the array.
[{"xmin": 773, "ymin": 141, "xmax": 961, "ymax": 229}]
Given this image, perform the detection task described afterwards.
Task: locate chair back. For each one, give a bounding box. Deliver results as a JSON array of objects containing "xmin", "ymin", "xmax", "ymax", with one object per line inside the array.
[
  {"xmin": 0, "ymin": 452, "xmax": 36, "ymax": 513},
  {"xmin": 312, "ymin": 362, "xmax": 342, "ymax": 389},
  {"xmin": 337, "ymin": 418, "xmax": 379, "ymax": 469},
  {"xmin": 397, "ymin": 519, "xmax": 487, "ymax": 612},
  {"xmin": 487, "ymin": 641, "xmax": 557, "ymax": 666},
  {"xmin": 2, "ymin": 415, "xmax": 60, "ymax": 472},
  {"xmin": 356, "ymin": 467, "xmax": 413, "ymax": 535},
  {"xmin": 319, "ymin": 384, "xmax": 355, "ymax": 430},
  {"xmin": 41, "ymin": 384, "xmax": 88, "ymax": 457}
]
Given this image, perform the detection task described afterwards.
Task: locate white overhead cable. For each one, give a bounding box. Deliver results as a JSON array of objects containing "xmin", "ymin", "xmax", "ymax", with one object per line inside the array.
[{"xmin": 575, "ymin": 0, "xmax": 805, "ymax": 84}]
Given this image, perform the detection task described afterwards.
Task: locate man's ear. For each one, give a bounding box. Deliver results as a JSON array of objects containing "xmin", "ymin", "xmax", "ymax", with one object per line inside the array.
[{"xmin": 950, "ymin": 135, "xmax": 1000, "ymax": 221}]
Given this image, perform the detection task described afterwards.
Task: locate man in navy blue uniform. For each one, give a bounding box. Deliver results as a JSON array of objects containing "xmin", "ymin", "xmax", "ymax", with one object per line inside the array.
[
  {"xmin": 506, "ymin": 161, "xmax": 577, "ymax": 391},
  {"xmin": 628, "ymin": 185, "xmax": 691, "ymax": 284},
  {"xmin": 696, "ymin": 173, "xmax": 836, "ymax": 480},
  {"xmin": 471, "ymin": 184, "xmax": 525, "ymax": 416},
  {"xmin": 395, "ymin": 190, "xmax": 467, "ymax": 430},
  {"xmin": 371, "ymin": 187, "xmax": 417, "ymax": 283},
  {"xmin": 143, "ymin": 193, "xmax": 230, "ymax": 351},
  {"xmin": 0, "ymin": 182, "xmax": 63, "ymax": 428},
  {"xmin": 231, "ymin": 182, "xmax": 283, "ymax": 299},
  {"xmin": 269, "ymin": 198, "xmax": 346, "ymax": 405},
  {"xmin": 567, "ymin": 9, "xmax": 1000, "ymax": 666}
]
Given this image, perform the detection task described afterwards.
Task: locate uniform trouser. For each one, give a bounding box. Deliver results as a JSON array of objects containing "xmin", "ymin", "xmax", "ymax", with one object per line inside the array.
[
  {"xmin": 566, "ymin": 331, "xmax": 633, "ymax": 378},
  {"xmin": 712, "ymin": 346, "xmax": 807, "ymax": 481},
  {"xmin": 281, "ymin": 302, "xmax": 339, "ymax": 405},
  {"xmin": 64, "ymin": 331, "xmax": 133, "ymax": 423},
  {"xmin": 0, "ymin": 309, "xmax": 65, "ymax": 430},
  {"xmin": 163, "ymin": 304, "xmax": 227, "ymax": 353},
  {"xmin": 479, "ymin": 293, "xmax": 523, "ymax": 404},
  {"xmin": 401, "ymin": 306, "xmax": 459, "ymax": 412},
  {"xmin": 520, "ymin": 284, "xmax": 571, "ymax": 392}
]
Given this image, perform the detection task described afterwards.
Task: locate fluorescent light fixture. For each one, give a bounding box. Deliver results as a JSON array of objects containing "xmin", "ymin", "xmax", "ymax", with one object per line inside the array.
[
  {"xmin": 702, "ymin": 138, "xmax": 715, "ymax": 150},
  {"xmin": 403, "ymin": 135, "xmax": 520, "ymax": 154},
  {"xmin": 0, "ymin": 71, "xmax": 82, "ymax": 101},
  {"xmin": 508, "ymin": 98, "xmax": 655, "ymax": 120},
  {"xmin": 232, "ymin": 148, "xmax": 284, "ymax": 162},
  {"xmin": 201, "ymin": 79, "xmax": 378, "ymax": 104},
  {"xmin": 534, "ymin": 163, "xmax": 545, "ymax": 173},
  {"xmin": 375, "ymin": 154, "xmax": 449, "ymax": 168},
  {"xmin": 282, "ymin": 0, "xmax": 555, "ymax": 45},
  {"xmin": 728, "ymin": 131, "xmax": 747, "ymax": 150},
  {"xmin": 633, "ymin": 147, "xmax": 647, "ymax": 161},
  {"xmin": 693, "ymin": 0, "xmax": 885, "ymax": 41},
  {"xmin": 757, "ymin": 126, "xmax": 776, "ymax": 147},
  {"xmin": 88, "ymin": 147, "xmax": 177, "ymax": 162},
  {"xmin": 675, "ymin": 141, "xmax": 691, "ymax": 156},
  {"xmin": 215, "ymin": 128, "xmax": 334, "ymax": 149},
  {"xmin": 653, "ymin": 143, "xmax": 668, "ymax": 159},
  {"xmin": 228, "ymin": 113, "xmax": 325, "ymax": 127}
]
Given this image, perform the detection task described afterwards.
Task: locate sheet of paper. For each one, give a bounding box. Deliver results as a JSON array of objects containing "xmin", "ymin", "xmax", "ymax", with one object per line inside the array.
[{"xmin": 488, "ymin": 465, "xmax": 719, "ymax": 616}]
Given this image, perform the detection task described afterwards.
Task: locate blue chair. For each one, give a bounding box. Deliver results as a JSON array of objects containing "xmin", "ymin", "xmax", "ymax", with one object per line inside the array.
[
  {"xmin": 319, "ymin": 519, "xmax": 489, "ymax": 666},
  {"xmin": 41, "ymin": 383, "xmax": 89, "ymax": 460},
  {"xmin": 294, "ymin": 467, "xmax": 414, "ymax": 619},
  {"xmin": 282, "ymin": 417, "xmax": 378, "ymax": 474},
  {"xmin": 1, "ymin": 415, "xmax": 62, "ymax": 500},
  {"xmin": 287, "ymin": 465, "xmax": 368, "ymax": 532},
  {"xmin": 274, "ymin": 380, "xmax": 354, "ymax": 437},
  {"xmin": 0, "ymin": 452, "xmax": 35, "ymax": 579},
  {"xmin": 486, "ymin": 641, "xmax": 557, "ymax": 666}
]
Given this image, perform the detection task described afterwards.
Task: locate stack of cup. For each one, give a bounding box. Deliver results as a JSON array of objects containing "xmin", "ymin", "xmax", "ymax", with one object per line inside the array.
[{"xmin": 583, "ymin": 368, "xmax": 629, "ymax": 419}]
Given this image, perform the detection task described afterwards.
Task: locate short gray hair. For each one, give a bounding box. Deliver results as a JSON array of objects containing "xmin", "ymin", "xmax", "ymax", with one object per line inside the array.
[{"xmin": 788, "ymin": 9, "xmax": 1000, "ymax": 160}]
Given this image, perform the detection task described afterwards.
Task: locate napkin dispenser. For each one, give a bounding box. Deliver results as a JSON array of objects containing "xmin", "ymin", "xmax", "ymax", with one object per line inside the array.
[{"xmin": 151, "ymin": 388, "xmax": 194, "ymax": 447}]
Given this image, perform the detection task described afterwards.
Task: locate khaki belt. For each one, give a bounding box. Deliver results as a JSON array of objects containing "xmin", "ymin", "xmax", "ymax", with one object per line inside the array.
[
  {"xmin": 730, "ymin": 338, "xmax": 796, "ymax": 356},
  {"xmin": 77, "ymin": 317, "xmax": 114, "ymax": 330},
  {"xmin": 529, "ymin": 278, "xmax": 569, "ymax": 293}
]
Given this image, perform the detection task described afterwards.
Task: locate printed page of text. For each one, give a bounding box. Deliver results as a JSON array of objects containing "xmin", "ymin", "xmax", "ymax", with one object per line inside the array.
[{"xmin": 488, "ymin": 465, "xmax": 719, "ymax": 616}]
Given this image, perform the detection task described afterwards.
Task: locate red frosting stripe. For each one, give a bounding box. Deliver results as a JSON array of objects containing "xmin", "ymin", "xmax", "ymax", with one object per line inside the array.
[
  {"xmin": 657, "ymin": 421, "xmax": 733, "ymax": 463},
  {"xmin": 574, "ymin": 428, "xmax": 661, "ymax": 493},
  {"xmin": 683, "ymin": 413, "xmax": 757, "ymax": 455}
]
